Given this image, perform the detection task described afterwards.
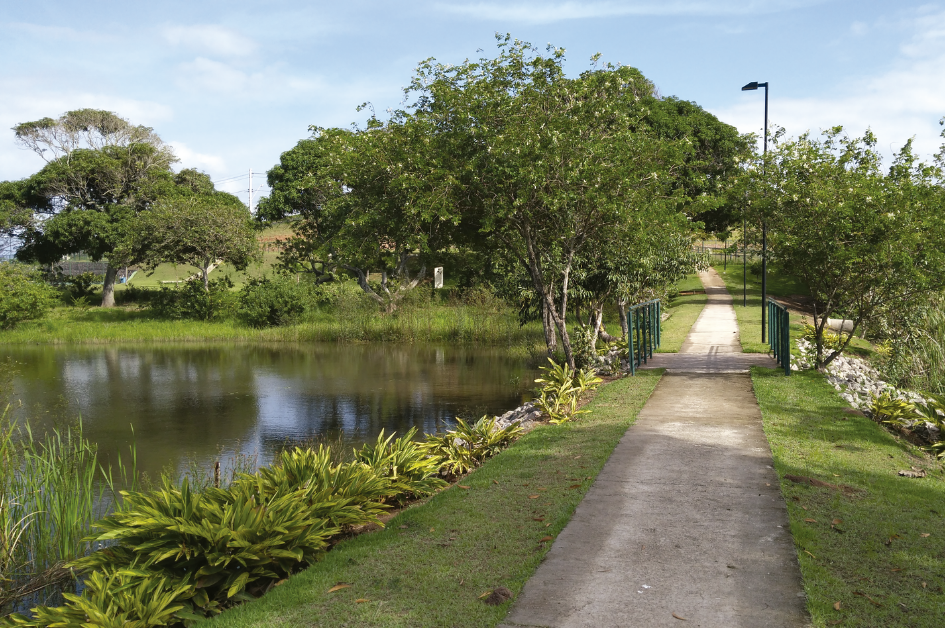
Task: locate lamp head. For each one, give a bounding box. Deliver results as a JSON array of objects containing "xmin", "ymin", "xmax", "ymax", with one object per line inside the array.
[{"xmin": 741, "ymin": 81, "xmax": 759, "ymax": 91}]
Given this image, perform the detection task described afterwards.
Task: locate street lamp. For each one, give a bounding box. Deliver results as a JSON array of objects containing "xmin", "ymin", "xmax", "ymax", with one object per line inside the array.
[{"xmin": 742, "ymin": 80, "xmax": 769, "ymax": 343}]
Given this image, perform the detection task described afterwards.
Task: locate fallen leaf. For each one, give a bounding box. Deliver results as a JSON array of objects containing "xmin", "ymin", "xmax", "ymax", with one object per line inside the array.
[
  {"xmin": 545, "ymin": 523, "xmax": 551, "ymax": 527},
  {"xmin": 537, "ymin": 487, "xmax": 547, "ymax": 491},
  {"xmin": 539, "ymin": 535, "xmax": 553, "ymax": 542},
  {"xmin": 458, "ymin": 485, "xmax": 470, "ymax": 490},
  {"xmin": 833, "ymin": 474, "xmax": 840, "ymax": 477},
  {"xmin": 898, "ymin": 468, "xmax": 927, "ymax": 478},
  {"xmin": 430, "ymin": 528, "xmax": 435, "ymax": 532},
  {"xmin": 920, "ymin": 533, "xmax": 931, "ymax": 537},
  {"xmin": 569, "ymin": 484, "xmax": 582, "ymax": 489},
  {"xmin": 922, "ymin": 582, "xmax": 927, "ymax": 588},
  {"xmin": 765, "ymin": 483, "xmax": 771, "ymax": 486},
  {"xmin": 805, "ymin": 550, "xmax": 817, "ymax": 559},
  {"xmin": 784, "ymin": 474, "xmax": 859, "ymax": 494},
  {"xmin": 528, "ymin": 495, "xmax": 540, "ymax": 499},
  {"xmin": 533, "ymin": 517, "xmax": 545, "ymax": 522},
  {"xmin": 355, "ymin": 598, "xmax": 370, "ymax": 603},
  {"xmin": 328, "ymin": 584, "xmax": 352, "ymax": 593},
  {"xmin": 493, "ymin": 480, "xmax": 499, "ymax": 485},
  {"xmin": 478, "ymin": 591, "xmax": 492, "ymax": 599},
  {"xmin": 672, "ymin": 612, "xmax": 687, "ymax": 621},
  {"xmin": 804, "ymin": 518, "xmax": 817, "ymax": 523},
  {"xmin": 833, "ymin": 601, "xmax": 841, "ymax": 611},
  {"xmin": 832, "ymin": 519, "xmax": 842, "ymax": 525},
  {"xmin": 574, "ymin": 455, "xmax": 582, "ymax": 459}
]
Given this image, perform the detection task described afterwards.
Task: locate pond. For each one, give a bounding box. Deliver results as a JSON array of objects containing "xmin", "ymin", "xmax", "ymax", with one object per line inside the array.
[{"xmin": 0, "ymin": 343, "xmax": 538, "ymax": 480}]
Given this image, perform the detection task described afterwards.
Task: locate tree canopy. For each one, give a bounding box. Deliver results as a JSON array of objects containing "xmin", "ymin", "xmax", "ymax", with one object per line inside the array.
[
  {"xmin": 750, "ymin": 127, "xmax": 945, "ymax": 368},
  {"xmin": 9, "ymin": 109, "xmax": 178, "ymax": 306}
]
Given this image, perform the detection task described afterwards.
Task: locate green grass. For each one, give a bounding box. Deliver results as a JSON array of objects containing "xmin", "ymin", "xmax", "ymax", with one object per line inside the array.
[
  {"xmin": 0, "ymin": 304, "xmax": 546, "ymax": 347},
  {"xmin": 658, "ymin": 292, "xmax": 707, "ymax": 353},
  {"xmin": 713, "ymin": 261, "xmax": 809, "ymax": 353},
  {"xmin": 127, "ymin": 253, "xmax": 282, "ymax": 289},
  {"xmin": 752, "ymin": 367, "xmax": 945, "ymax": 627},
  {"xmin": 197, "ymin": 370, "xmax": 663, "ymax": 628}
]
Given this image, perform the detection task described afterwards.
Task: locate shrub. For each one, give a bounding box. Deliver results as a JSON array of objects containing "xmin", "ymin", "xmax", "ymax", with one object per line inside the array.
[
  {"xmin": 533, "ymin": 358, "xmax": 602, "ymax": 424},
  {"xmin": 0, "ymin": 263, "xmax": 56, "ymax": 329},
  {"xmin": 236, "ymin": 276, "xmax": 307, "ymax": 327},
  {"xmin": 355, "ymin": 428, "xmax": 446, "ymax": 503},
  {"xmin": 150, "ymin": 277, "xmax": 234, "ymax": 321},
  {"xmin": 421, "ymin": 416, "xmax": 522, "ymax": 477}
]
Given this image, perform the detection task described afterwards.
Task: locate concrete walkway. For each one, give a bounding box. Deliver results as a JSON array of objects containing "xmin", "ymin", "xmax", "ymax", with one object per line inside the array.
[{"xmin": 499, "ymin": 269, "xmax": 808, "ymax": 628}]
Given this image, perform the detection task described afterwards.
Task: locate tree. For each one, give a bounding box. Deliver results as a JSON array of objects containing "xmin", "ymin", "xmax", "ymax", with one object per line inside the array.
[
  {"xmin": 134, "ymin": 171, "xmax": 259, "ymax": 290},
  {"xmin": 753, "ymin": 127, "xmax": 945, "ymax": 369},
  {"xmin": 258, "ymin": 123, "xmax": 454, "ymax": 311},
  {"xmin": 644, "ymin": 97, "xmax": 751, "ymax": 232},
  {"xmin": 392, "ymin": 37, "xmax": 686, "ymax": 366},
  {"xmin": 9, "ymin": 109, "xmax": 177, "ymax": 306}
]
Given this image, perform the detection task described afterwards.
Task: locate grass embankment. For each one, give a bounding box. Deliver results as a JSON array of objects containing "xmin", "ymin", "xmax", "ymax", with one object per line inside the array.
[
  {"xmin": 657, "ymin": 273, "xmax": 708, "ymax": 353},
  {"xmin": 0, "ymin": 305, "xmax": 546, "ymax": 347},
  {"xmin": 753, "ymin": 368, "xmax": 945, "ymax": 626},
  {"xmin": 199, "ymin": 370, "xmax": 663, "ymax": 628},
  {"xmin": 713, "ymin": 262, "xmax": 876, "ymax": 359}
]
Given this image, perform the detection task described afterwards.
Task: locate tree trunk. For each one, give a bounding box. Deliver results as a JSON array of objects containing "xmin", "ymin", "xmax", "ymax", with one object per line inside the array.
[
  {"xmin": 617, "ymin": 300, "xmax": 628, "ymax": 338},
  {"xmin": 541, "ymin": 299, "xmax": 558, "ymax": 353},
  {"xmin": 202, "ymin": 260, "xmax": 210, "ymax": 292},
  {"xmin": 101, "ymin": 265, "xmax": 118, "ymax": 307}
]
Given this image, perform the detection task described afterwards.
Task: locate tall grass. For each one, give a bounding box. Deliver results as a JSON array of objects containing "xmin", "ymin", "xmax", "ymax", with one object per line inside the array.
[
  {"xmin": 0, "ymin": 409, "xmax": 133, "ymax": 608},
  {"xmin": 0, "ymin": 303, "xmax": 545, "ymax": 347}
]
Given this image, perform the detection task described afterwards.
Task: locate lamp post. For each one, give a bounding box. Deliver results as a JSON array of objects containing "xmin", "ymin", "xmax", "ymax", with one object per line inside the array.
[{"xmin": 741, "ymin": 80, "xmax": 769, "ymax": 343}]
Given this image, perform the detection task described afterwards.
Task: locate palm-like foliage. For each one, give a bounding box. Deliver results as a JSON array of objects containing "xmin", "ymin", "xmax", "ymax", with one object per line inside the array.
[{"xmin": 355, "ymin": 429, "xmax": 446, "ymax": 503}]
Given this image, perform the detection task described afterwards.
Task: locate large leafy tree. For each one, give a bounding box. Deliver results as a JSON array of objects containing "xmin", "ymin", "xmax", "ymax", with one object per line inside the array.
[
  {"xmin": 753, "ymin": 127, "xmax": 945, "ymax": 369},
  {"xmin": 9, "ymin": 109, "xmax": 178, "ymax": 306},
  {"xmin": 133, "ymin": 170, "xmax": 260, "ymax": 290},
  {"xmin": 258, "ymin": 122, "xmax": 455, "ymax": 311},
  {"xmin": 392, "ymin": 37, "xmax": 686, "ymax": 366}
]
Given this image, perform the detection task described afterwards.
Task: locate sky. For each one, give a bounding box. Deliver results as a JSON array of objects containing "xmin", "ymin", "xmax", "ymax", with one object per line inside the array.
[{"xmin": 2, "ymin": 0, "xmax": 944, "ymax": 208}]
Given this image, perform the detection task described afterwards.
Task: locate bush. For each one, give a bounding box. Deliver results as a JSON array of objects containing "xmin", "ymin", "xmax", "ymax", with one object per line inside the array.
[
  {"xmin": 532, "ymin": 358, "xmax": 602, "ymax": 424},
  {"xmin": 151, "ymin": 277, "xmax": 234, "ymax": 321},
  {"xmin": 236, "ymin": 276, "xmax": 307, "ymax": 327},
  {"xmin": 0, "ymin": 263, "xmax": 56, "ymax": 329},
  {"xmin": 421, "ymin": 416, "xmax": 522, "ymax": 477}
]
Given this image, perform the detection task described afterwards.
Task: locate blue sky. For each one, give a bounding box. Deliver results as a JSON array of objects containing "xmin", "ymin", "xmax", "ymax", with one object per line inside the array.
[{"xmin": 2, "ymin": 1, "xmax": 944, "ymax": 207}]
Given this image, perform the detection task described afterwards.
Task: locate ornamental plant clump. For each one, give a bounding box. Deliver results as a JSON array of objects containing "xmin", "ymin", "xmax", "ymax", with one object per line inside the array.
[
  {"xmin": 1, "ymin": 420, "xmax": 525, "ymax": 627},
  {"xmin": 533, "ymin": 358, "xmax": 602, "ymax": 424},
  {"xmin": 869, "ymin": 392, "xmax": 945, "ymax": 458}
]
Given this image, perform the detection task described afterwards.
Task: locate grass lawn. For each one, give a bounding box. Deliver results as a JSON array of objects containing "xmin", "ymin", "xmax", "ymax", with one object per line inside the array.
[
  {"xmin": 198, "ymin": 370, "xmax": 663, "ymax": 628},
  {"xmin": 753, "ymin": 367, "xmax": 945, "ymax": 626}
]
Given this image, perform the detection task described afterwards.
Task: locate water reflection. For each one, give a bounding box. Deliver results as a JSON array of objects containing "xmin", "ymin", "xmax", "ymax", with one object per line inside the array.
[{"xmin": 1, "ymin": 344, "xmax": 536, "ymax": 479}]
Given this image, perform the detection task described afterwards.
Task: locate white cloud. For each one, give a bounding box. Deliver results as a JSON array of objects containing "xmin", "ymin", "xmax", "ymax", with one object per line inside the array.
[
  {"xmin": 176, "ymin": 57, "xmax": 259, "ymax": 93},
  {"xmin": 168, "ymin": 141, "xmax": 227, "ymax": 175},
  {"xmin": 712, "ymin": 9, "xmax": 945, "ymax": 162},
  {"xmin": 162, "ymin": 24, "xmax": 257, "ymax": 57},
  {"xmin": 436, "ymin": 0, "xmax": 830, "ymax": 24}
]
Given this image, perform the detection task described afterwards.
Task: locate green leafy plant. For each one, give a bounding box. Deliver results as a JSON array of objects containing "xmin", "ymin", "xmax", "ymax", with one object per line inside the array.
[
  {"xmin": 869, "ymin": 392, "xmax": 915, "ymax": 428},
  {"xmin": 533, "ymin": 358, "xmax": 602, "ymax": 424},
  {"xmin": 422, "ymin": 417, "xmax": 522, "ymax": 477},
  {"xmin": 236, "ymin": 276, "xmax": 307, "ymax": 328},
  {"xmin": 803, "ymin": 323, "xmax": 848, "ymax": 352},
  {"xmin": 870, "ymin": 392, "xmax": 945, "ymax": 459},
  {"xmin": 0, "ymin": 263, "xmax": 56, "ymax": 329},
  {"xmin": 354, "ymin": 428, "xmax": 446, "ymax": 504},
  {"xmin": 150, "ymin": 276, "xmax": 234, "ymax": 321}
]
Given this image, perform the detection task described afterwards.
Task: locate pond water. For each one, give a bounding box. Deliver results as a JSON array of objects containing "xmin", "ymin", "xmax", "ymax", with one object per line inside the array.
[{"xmin": 0, "ymin": 344, "xmax": 537, "ymax": 480}]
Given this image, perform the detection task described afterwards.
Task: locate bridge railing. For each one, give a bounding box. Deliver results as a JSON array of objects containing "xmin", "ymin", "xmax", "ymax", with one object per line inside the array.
[
  {"xmin": 627, "ymin": 299, "xmax": 661, "ymax": 375},
  {"xmin": 767, "ymin": 298, "xmax": 791, "ymax": 376}
]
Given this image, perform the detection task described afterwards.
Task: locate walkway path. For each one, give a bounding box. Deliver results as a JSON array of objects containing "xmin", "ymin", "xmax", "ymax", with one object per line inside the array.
[{"xmin": 499, "ymin": 269, "xmax": 808, "ymax": 628}]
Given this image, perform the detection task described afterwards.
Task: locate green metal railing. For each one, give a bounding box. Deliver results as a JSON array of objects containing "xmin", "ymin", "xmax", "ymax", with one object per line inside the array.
[
  {"xmin": 767, "ymin": 298, "xmax": 791, "ymax": 376},
  {"xmin": 627, "ymin": 299, "xmax": 661, "ymax": 375}
]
